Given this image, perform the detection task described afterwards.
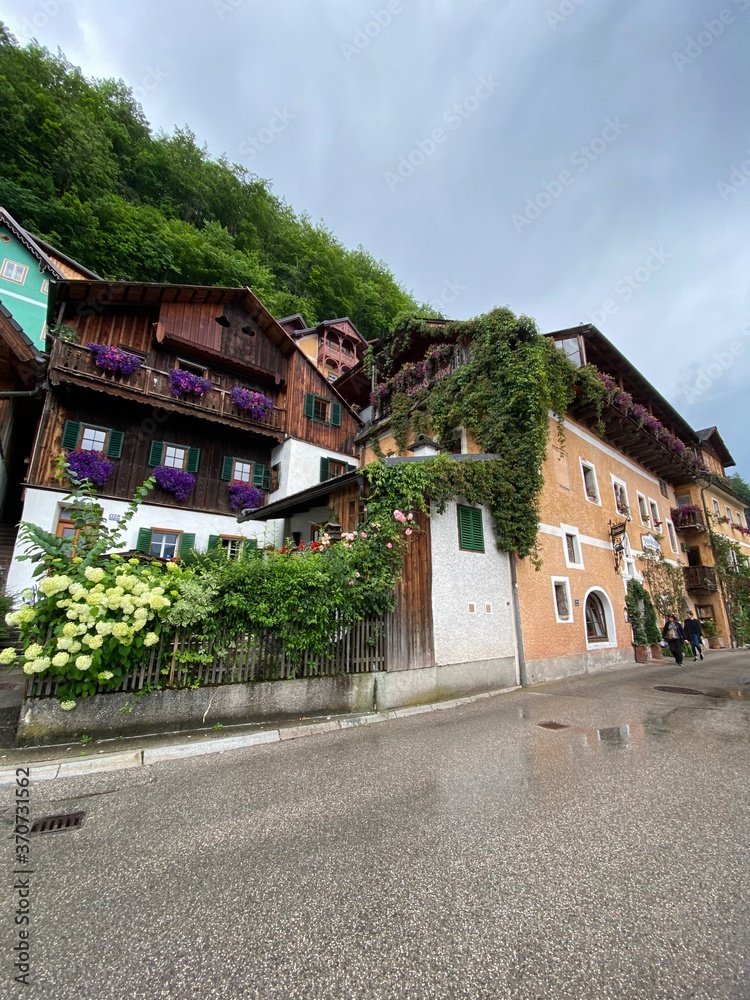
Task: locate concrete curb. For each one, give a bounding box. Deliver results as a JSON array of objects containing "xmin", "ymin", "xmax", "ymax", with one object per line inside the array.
[{"xmin": 0, "ymin": 685, "xmax": 520, "ymax": 785}]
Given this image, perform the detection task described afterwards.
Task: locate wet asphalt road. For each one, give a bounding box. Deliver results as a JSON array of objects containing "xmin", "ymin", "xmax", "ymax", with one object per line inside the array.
[{"xmin": 3, "ymin": 652, "xmax": 750, "ymax": 1000}]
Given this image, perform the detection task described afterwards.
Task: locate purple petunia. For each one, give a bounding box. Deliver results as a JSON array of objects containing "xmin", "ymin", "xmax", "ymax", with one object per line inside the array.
[
  {"xmin": 88, "ymin": 343, "xmax": 143, "ymax": 376},
  {"xmin": 227, "ymin": 480, "xmax": 264, "ymax": 512},
  {"xmin": 66, "ymin": 449, "xmax": 114, "ymax": 490},
  {"xmin": 169, "ymin": 369, "xmax": 213, "ymax": 398},
  {"xmin": 230, "ymin": 386, "xmax": 274, "ymax": 419},
  {"xmin": 153, "ymin": 466, "xmax": 195, "ymax": 502}
]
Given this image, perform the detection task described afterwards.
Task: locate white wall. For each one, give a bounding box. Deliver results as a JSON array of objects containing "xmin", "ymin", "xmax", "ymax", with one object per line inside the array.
[
  {"xmin": 5, "ymin": 488, "xmax": 283, "ymax": 596},
  {"xmin": 430, "ymin": 499, "xmax": 517, "ymax": 668},
  {"xmin": 271, "ymin": 438, "xmax": 356, "ymax": 500}
]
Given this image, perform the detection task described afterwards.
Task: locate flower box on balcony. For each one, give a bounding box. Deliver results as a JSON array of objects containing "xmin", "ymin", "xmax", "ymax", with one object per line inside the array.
[
  {"xmin": 66, "ymin": 449, "xmax": 114, "ymax": 490},
  {"xmin": 169, "ymin": 369, "xmax": 213, "ymax": 398},
  {"xmin": 88, "ymin": 343, "xmax": 143, "ymax": 377},
  {"xmin": 229, "ymin": 387, "xmax": 273, "ymax": 420},
  {"xmin": 227, "ymin": 480, "xmax": 264, "ymax": 512}
]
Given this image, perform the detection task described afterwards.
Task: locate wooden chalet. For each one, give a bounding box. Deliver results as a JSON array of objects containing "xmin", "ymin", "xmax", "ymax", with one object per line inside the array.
[
  {"xmin": 278, "ymin": 314, "xmax": 369, "ymax": 384},
  {"xmin": 6, "ymin": 281, "xmax": 361, "ymax": 593}
]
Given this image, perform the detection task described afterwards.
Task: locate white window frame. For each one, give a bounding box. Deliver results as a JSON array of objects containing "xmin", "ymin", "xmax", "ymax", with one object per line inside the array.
[
  {"xmin": 580, "ymin": 460, "xmax": 600, "ymax": 505},
  {"xmin": 726, "ymin": 505, "xmax": 733, "ymax": 522},
  {"xmin": 636, "ymin": 492, "xmax": 649, "ymax": 525},
  {"xmin": 232, "ymin": 459, "xmax": 253, "ymax": 483},
  {"xmin": 551, "ymin": 577, "xmax": 574, "ymax": 624},
  {"xmin": 611, "ymin": 475, "xmax": 630, "ymax": 519},
  {"xmin": 583, "ymin": 587, "xmax": 617, "ymax": 650},
  {"xmin": 79, "ymin": 424, "xmax": 109, "ymax": 452},
  {"xmin": 163, "ymin": 445, "xmax": 187, "ymax": 470},
  {"xmin": 561, "ymin": 523, "xmax": 584, "ymax": 569},
  {"xmin": 621, "ymin": 534, "xmax": 637, "ymax": 580},
  {"xmin": 41, "ymin": 278, "xmax": 49, "ymax": 293},
  {"xmin": 1, "ymin": 259, "xmax": 27, "ymax": 284},
  {"xmin": 665, "ymin": 520, "xmax": 678, "ymax": 554},
  {"xmin": 219, "ymin": 536, "xmax": 245, "ymax": 560},
  {"xmin": 150, "ymin": 529, "xmax": 181, "ymax": 560},
  {"xmin": 712, "ymin": 499, "xmax": 720, "ymax": 517},
  {"xmin": 648, "ymin": 498, "xmax": 662, "ymax": 532}
]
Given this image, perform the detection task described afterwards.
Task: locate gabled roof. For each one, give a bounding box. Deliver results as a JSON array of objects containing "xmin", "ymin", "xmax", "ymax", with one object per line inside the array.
[
  {"xmin": 0, "ymin": 207, "xmax": 64, "ymax": 278},
  {"xmin": 0, "ymin": 301, "xmax": 45, "ymax": 384},
  {"xmin": 548, "ymin": 324, "xmax": 700, "ymax": 446},
  {"xmin": 696, "ymin": 427, "xmax": 735, "ymax": 469},
  {"xmin": 32, "ymin": 234, "xmax": 100, "ymax": 280}
]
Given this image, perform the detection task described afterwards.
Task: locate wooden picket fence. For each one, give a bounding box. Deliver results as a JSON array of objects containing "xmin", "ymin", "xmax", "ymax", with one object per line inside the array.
[{"xmin": 25, "ymin": 616, "xmax": 388, "ymax": 699}]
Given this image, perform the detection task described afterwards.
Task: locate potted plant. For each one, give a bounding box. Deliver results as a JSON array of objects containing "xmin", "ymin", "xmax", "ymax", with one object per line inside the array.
[
  {"xmin": 88, "ymin": 343, "xmax": 143, "ymax": 377},
  {"xmin": 701, "ymin": 618, "xmax": 723, "ymax": 649},
  {"xmin": 227, "ymin": 481, "xmax": 264, "ymax": 512},
  {"xmin": 229, "ymin": 387, "xmax": 273, "ymax": 420},
  {"xmin": 625, "ymin": 579, "xmax": 651, "ymax": 662},
  {"xmin": 65, "ymin": 449, "xmax": 114, "ymax": 490}
]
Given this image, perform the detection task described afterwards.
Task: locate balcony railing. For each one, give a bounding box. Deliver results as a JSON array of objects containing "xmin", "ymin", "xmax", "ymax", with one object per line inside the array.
[
  {"xmin": 683, "ymin": 566, "xmax": 718, "ymax": 592},
  {"xmin": 670, "ymin": 507, "xmax": 706, "ymax": 531},
  {"xmin": 50, "ymin": 341, "xmax": 286, "ymax": 435}
]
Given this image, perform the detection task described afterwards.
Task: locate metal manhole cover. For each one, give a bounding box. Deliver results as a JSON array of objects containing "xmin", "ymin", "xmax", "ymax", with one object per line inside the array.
[
  {"xmin": 31, "ymin": 811, "xmax": 85, "ymax": 835},
  {"xmin": 654, "ymin": 685, "xmax": 710, "ymax": 697},
  {"xmin": 537, "ymin": 721, "xmax": 570, "ymax": 730}
]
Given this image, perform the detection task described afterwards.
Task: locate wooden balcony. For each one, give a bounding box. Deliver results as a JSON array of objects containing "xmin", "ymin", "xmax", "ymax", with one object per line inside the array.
[
  {"xmin": 670, "ymin": 507, "xmax": 707, "ymax": 532},
  {"xmin": 683, "ymin": 566, "xmax": 719, "ymax": 592},
  {"xmin": 49, "ymin": 340, "xmax": 286, "ymax": 439}
]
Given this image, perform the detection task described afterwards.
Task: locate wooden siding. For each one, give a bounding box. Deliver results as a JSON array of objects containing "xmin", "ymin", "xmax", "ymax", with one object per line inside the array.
[
  {"xmin": 328, "ymin": 482, "xmax": 364, "ymax": 530},
  {"xmin": 386, "ymin": 511, "xmax": 435, "ymax": 671},
  {"xmin": 286, "ymin": 351, "xmax": 359, "ymax": 454},
  {"xmin": 30, "ymin": 394, "xmax": 276, "ymax": 516},
  {"xmin": 61, "ymin": 307, "xmax": 155, "ymax": 355},
  {"xmin": 49, "ymin": 340, "xmax": 286, "ymax": 438}
]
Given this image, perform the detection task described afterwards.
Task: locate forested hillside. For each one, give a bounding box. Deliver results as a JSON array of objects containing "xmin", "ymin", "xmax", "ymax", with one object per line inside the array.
[{"xmin": 0, "ymin": 26, "xmax": 417, "ymax": 337}]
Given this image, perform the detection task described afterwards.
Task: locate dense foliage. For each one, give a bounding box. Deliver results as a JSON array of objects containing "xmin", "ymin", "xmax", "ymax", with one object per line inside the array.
[
  {"xmin": 0, "ymin": 27, "xmax": 416, "ymax": 337},
  {"xmin": 711, "ymin": 533, "xmax": 750, "ymax": 646},
  {"xmin": 368, "ymin": 309, "xmax": 580, "ymax": 558},
  {"xmin": 625, "ymin": 579, "xmax": 661, "ymax": 646}
]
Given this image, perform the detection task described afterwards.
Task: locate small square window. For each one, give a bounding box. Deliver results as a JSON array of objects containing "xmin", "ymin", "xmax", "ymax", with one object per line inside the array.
[
  {"xmin": 270, "ymin": 463, "xmax": 280, "ymax": 492},
  {"xmin": 313, "ymin": 397, "xmax": 329, "ymax": 422},
  {"xmin": 150, "ymin": 531, "xmax": 180, "ymax": 559},
  {"xmin": 658, "ymin": 478, "xmax": 669, "ymax": 498},
  {"xmin": 1, "ymin": 259, "xmax": 27, "ymax": 284},
  {"xmin": 219, "ymin": 537, "xmax": 245, "ymax": 560},
  {"xmin": 41, "ymin": 279, "xmax": 49, "ymax": 294},
  {"xmin": 328, "ymin": 460, "xmax": 348, "ymax": 478},
  {"xmin": 232, "ymin": 460, "xmax": 253, "ymax": 483},
  {"xmin": 163, "ymin": 446, "xmax": 187, "ymax": 470},
  {"xmin": 79, "ymin": 425, "xmax": 108, "ymax": 452}
]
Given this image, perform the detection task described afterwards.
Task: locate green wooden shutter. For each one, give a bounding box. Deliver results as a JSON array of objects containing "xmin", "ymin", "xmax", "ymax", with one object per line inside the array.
[
  {"xmin": 136, "ymin": 528, "xmax": 152, "ymax": 554},
  {"xmin": 252, "ymin": 463, "xmax": 265, "ymax": 486},
  {"xmin": 320, "ymin": 457, "xmax": 330, "ymax": 482},
  {"xmin": 107, "ymin": 430, "xmax": 124, "ymax": 459},
  {"xmin": 245, "ymin": 538, "xmax": 258, "ymax": 550},
  {"xmin": 458, "ymin": 505, "xmax": 484, "ymax": 552},
  {"xmin": 61, "ymin": 420, "xmax": 80, "ymax": 450},
  {"xmin": 207, "ymin": 534, "xmax": 220, "ymax": 551},
  {"xmin": 148, "ymin": 441, "xmax": 164, "ymax": 466},
  {"xmin": 304, "ymin": 392, "xmax": 315, "ymax": 418},
  {"xmin": 262, "ymin": 468, "xmax": 271, "ymax": 491},
  {"xmin": 180, "ymin": 533, "xmax": 196, "ymax": 555},
  {"xmin": 221, "ymin": 456, "xmax": 234, "ymax": 481},
  {"xmin": 186, "ymin": 448, "xmax": 200, "ymax": 473},
  {"xmin": 330, "ymin": 401, "xmax": 342, "ymax": 426}
]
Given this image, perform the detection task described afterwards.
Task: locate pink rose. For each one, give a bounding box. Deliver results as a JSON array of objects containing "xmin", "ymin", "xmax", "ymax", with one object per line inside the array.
[
  {"xmin": 360, "ymin": 531, "xmax": 367, "ymax": 538},
  {"xmin": 386, "ymin": 542, "xmax": 393, "ymax": 549},
  {"xmin": 405, "ymin": 528, "xmax": 412, "ymax": 536},
  {"xmin": 348, "ymin": 580, "xmax": 355, "ymax": 586},
  {"xmin": 407, "ymin": 512, "xmax": 413, "ymax": 521},
  {"xmin": 393, "ymin": 510, "xmax": 406, "ymax": 523}
]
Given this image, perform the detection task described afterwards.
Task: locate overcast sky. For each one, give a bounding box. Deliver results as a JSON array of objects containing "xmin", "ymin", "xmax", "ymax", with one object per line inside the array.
[{"xmin": 5, "ymin": 0, "xmax": 750, "ymax": 476}]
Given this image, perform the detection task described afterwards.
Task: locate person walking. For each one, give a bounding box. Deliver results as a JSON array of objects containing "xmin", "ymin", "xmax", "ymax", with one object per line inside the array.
[
  {"xmin": 662, "ymin": 614, "xmax": 687, "ymax": 666},
  {"xmin": 683, "ymin": 611, "xmax": 704, "ymax": 661}
]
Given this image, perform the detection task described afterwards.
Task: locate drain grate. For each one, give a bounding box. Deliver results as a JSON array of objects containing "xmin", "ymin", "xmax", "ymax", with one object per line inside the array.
[
  {"xmin": 654, "ymin": 685, "xmax": 709, "ymax": 697},
  {"xmin": 537, "ymin": 721, "xmax": 570, "ymax": 730},
  {"xmin": 31, "ymin": 811, "xmax": 85, "ymax": 836}
]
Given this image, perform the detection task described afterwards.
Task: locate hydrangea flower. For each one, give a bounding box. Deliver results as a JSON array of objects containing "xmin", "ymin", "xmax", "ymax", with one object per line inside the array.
[
  {"xmin": 0, "ymin": 647, "xmax": 17, "ymax": 664},
  {"xmin": 84, "ymin": 566, "xmax": 106, "ymax": 583},
  {"xmin": 75, "ymin": 655, "xmax": 92, "ymax": 671},
  {"xmin": 144, "ymin": 632, "xmax": 159, "ymax": 647},
  {"xmin": 52, "ymin": 652, "xmax": 70, "ymax": 667},
  {"xmin": 97, "ymin": 671, "xmax": 114, "ymax": 682},
  {"xmin": 59, "ymin": 700, "xmax": 77, "ymax": 711}
]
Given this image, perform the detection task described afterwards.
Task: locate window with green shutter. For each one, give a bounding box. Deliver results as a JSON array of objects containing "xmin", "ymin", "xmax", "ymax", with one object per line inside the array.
[
  {"xmin": 136, "ymin": 528, "xmax": 152, "ymax": 554},
  {"xmin": 61, "ymin": 420, "xmax": 81, "ymax": 450},
  {"xmin": 457, "ymin": 505, "xmax": 484, "ymax": 552},
  {"xmin": 107, "ymin": 430, "xmax": 124, "ymax": 459},
  {"xmin": 304, "ymin": 392, "xmax": 342, "ymax": 425},
  {"xmin": 148, "ymin": 441, "xmax": 164, "ymax": 467},
  {"xmin": 320, "ymin": 457, "xmax": 330, "ymax": 482}
]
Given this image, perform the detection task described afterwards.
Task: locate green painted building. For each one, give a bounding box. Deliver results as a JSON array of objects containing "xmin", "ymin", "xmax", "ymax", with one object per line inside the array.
[{"xmin": 0, "ymin": 208, "xmax": 97, "ymax": 350}]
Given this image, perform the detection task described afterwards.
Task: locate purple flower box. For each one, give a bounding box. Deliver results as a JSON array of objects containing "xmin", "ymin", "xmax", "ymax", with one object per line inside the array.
[
  {"xmin": 66, "ymin": 449, "xmax": 114, "ymax": 489},
  {"xmin": 169, "ymin": 369, "xmax": 213, "ymax": 398},
  {"xmin": 227, "ymin": 480, "xmax": 264, "ymax": 512},
  {"xmin": 230, "ymin": 387, "xmax": 274, "ymax": 420},
  {"xmin": 153, "ymin": 466, "xmax": 195, "ymax": 502},
  {"xmin": 88, "ymin": 343, "xmax": 143, "ymax": 376}
]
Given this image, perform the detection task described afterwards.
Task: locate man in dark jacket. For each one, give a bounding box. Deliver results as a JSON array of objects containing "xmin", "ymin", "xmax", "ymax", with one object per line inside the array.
[
  {"xmin": 683, "ymin": 611, "xmax": 704, "ymax": 661},
  {"xmin": 662, "ymin": 614, "xmax": 687, "ymax": 665}
]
